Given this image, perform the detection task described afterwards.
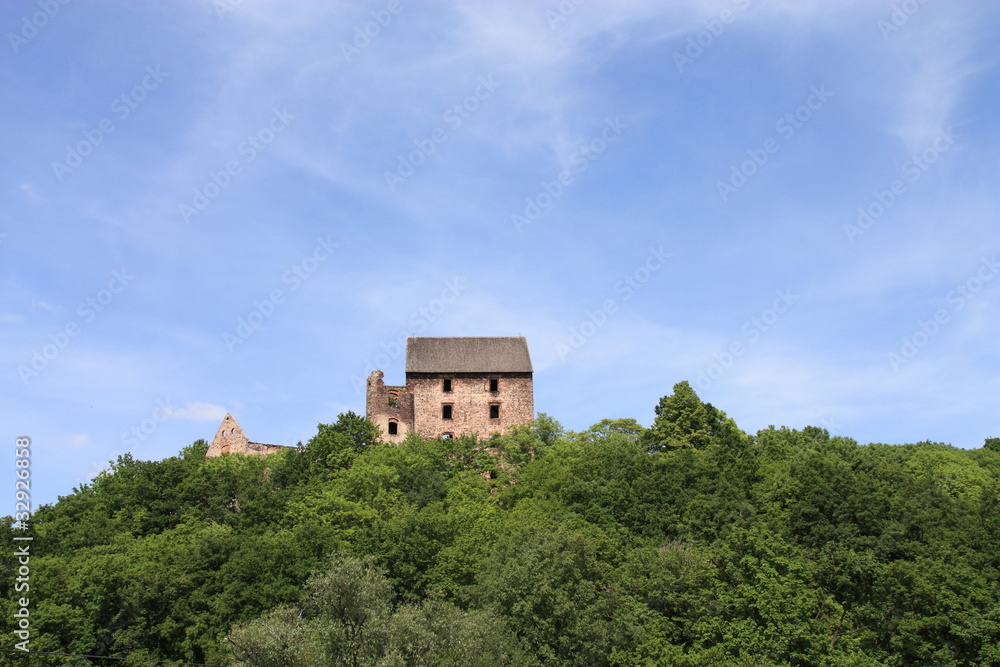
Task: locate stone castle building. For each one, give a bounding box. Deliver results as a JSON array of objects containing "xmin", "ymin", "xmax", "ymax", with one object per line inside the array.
[
  {"xmin": 205, "ymin": 336, "xmax": 534, "ymax": 456},
  {"xmin": 366, "ymin": 336, "xmax": 534, "ymax": 442}
]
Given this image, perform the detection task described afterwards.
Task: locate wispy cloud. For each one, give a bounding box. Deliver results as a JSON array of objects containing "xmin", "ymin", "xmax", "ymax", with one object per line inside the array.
[
  {"xmin": 19, "ymin": 183, "xmax": 42, "ymax": 203},
  {"xmin": 57, "ymin": 433, "xmax": 91, "ymax": 450},
  {"xmin": 2, "ymin": 0, "xmax": 997, "ymax": 512},
  {"xmin": 883, "ymin": 11, "xmax": 979, "ymax": 152},
  {"xmin": 168, "ymin": 402, "xmax": 228, "ymax": 422}
]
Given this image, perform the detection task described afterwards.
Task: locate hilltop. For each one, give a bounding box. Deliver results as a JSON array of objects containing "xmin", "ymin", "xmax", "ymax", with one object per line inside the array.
[{"xmin": 3, "ymin": 382, "xmax": 999, "ymax": 666}]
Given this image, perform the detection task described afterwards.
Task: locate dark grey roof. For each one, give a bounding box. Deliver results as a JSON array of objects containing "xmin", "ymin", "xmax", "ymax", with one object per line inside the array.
[{"xmin": 406, "ymin": 337, "xmax": 533, "ymax": 373}]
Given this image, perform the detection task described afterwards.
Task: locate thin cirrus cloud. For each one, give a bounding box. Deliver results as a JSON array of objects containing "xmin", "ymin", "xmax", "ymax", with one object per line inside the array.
[{"xmin": 167, "ymin": 402, "xmax": 229, "ymax": 422}]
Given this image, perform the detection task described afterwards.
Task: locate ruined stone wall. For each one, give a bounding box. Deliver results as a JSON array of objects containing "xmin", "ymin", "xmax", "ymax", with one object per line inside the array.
[
  {"xmin": 366, "ymin": 370, "xmax": 414, "ymax": 443},
  {"xmin": 207, "ymin": 439, "xmax": 290, "ymax": 457},
  {"xmin": 207, "ymin": 413, "xmax": 250, "ymax": 457},
  {"xmin": 408, "ymin": 372, "xmax": 533, "ymax": 439},
  {"xmin": 243, "ymin": 442, "xmax": 291, "ymax": 455},
  {"xmin": 207, "ymin": 413, "xmax": 293, "ymax": 457}
]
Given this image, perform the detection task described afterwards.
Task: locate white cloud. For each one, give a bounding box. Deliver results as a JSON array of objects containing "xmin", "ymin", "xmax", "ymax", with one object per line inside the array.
[
  {"xmin": 19, "ymin": 183, "xmax": 41, "ymax": 203},
  {"xmin": 169, "ymin": 402, "xmax": 228, "ymax": 422},
  {"xmin": 5, "ymin": 0, "xmax": 997, "ymax": 512},
  {"xmin": 58, "ymin": 433, "xmax": 91, "ymax": 450}
]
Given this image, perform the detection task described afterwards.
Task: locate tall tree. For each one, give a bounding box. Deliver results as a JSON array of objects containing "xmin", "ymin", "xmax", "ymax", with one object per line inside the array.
[{"xmin": 645, "ymin": 381, "xmax": 739, "ymax": 452}]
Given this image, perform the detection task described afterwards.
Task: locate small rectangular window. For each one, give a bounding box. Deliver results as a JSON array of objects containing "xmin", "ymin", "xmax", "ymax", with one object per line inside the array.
[
  {"xmin": 489, "ymin": 378, "xmax": 499, "ymax": 392},
  {"xmin": 443, "ymin": 378, "xmax": 452, "ymax": 392},
  {"xmin": 489, "ymin": 404, "xmax": 499, "ymax": 419},
  {"xmin": 442, "ymin": 404, "xmax": 453, "ymax": 420}
]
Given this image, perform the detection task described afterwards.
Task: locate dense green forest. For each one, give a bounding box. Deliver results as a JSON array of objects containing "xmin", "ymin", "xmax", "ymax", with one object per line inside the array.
[{"xmin": 4, "ymin": 382, "xmax": 1000, "ymax": 665}]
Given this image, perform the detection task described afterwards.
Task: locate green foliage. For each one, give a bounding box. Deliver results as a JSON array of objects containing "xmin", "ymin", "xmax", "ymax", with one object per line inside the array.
[
  {"xmin": 333, "ymin": 410, "xmax": 384, "ymax": 450},
  {"xmin": 533, "ymin": 412, "xmax": 565, "ymax": 446},
  {"xmin": 229, "ymin": 554, "xmax": 533, "ymax": 667},
  {"xmin": 473, "ymin": 521, "xmax": 633, "ymax": 664},
  {"xmin": 646, "ymin": 381, "xmax": 744, "ymax": 452},
  {"xmin": 5, "ymin": 390, "xmax": 1000, "ymax": 665},
  {"xmin": 304, "ymin": 410, "xmax": 382, "ymax": 471}
]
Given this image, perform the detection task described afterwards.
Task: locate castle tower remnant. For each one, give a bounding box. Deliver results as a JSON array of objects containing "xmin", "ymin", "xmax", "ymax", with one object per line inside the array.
[{"xmin": 206, "ymin": 413, "xmax": 293, "ymax": 457}]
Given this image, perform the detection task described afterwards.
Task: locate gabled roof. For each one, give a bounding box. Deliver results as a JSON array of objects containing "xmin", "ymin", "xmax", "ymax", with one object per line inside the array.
[{"xmin": 406, "ymin": 336, "xmax": 533, "ymax": 373}]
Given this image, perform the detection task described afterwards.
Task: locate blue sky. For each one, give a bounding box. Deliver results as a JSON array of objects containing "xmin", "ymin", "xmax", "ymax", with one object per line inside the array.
[{"xmin": 3, "ymin": 0, "xmax": 999, "ymax": 512}]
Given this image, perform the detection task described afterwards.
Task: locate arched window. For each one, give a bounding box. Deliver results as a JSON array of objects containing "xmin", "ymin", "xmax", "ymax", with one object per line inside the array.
[
  {"xmin": 388, "ymin": 421, "xmax": 398, "ymax": 435},
  {"xmin": 441, "ymin": 432, "xmax": 454, "ymax": 440}
]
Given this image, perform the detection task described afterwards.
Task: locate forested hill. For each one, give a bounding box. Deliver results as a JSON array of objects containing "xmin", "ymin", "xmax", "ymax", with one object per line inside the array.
[{"xmin": 4, "ymin": 382, "xmax": 1000, "ymax": 666}]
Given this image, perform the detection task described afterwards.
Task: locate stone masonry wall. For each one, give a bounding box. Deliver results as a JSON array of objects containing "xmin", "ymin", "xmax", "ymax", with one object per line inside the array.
[
  {"xmin": 366, "ymin": 370, "xmax": 414, "ymax": 443},
  {"xmin": 408, "ymin": 372, "xmax": 533, "ymax": 439},
  {"xmin": 207, "ymin": 413, "xmax": 292, "ymax": 457}
]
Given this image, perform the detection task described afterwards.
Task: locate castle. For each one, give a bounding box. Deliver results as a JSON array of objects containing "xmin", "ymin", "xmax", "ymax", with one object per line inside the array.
[
  {"xmin": 206, "ymin": 336, "xmax": 534, "ymax": 456},
  {"xmin": 366, "ymin": 336, "xmax": 534, "ymax": 442}
]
